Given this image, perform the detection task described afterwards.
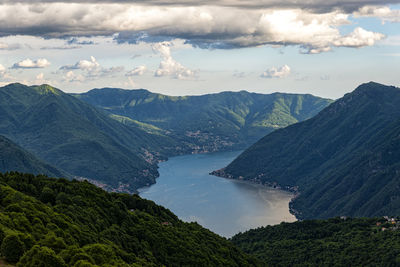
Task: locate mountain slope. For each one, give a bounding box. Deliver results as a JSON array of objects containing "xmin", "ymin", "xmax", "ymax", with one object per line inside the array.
[
  {"xmin": 76, "ymin": 88, "xmax": 332, "ymax": 151},
  {"xmin": 218, "ymin": 82, "xmax": 400, "ymax": 219},
  {"xmin": 0, "ymin": 172, "xmax": 259, "ymax": 266},
  {"xmin": 0, "ymin": 135, "xmax": 65, "ymax": 178},
  {"xmin": 0, "ymin": 83, "xmax": 179, "ymax": 192},
  {"xmin": 231, "ymin": 217, "xmax": 400, "ymax": 266}
]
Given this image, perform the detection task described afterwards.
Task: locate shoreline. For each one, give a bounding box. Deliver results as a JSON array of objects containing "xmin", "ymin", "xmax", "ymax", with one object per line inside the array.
[{"xmin": 210, "ymin": 168, "xmax": 301, "ymax": 220}]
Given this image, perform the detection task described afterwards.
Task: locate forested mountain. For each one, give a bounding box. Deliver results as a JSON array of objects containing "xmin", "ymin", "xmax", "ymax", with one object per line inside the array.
[
  {"xmin": 0, "ymin": 83, "xmax": 180, "ymax": 192},
  {"xmin": 0, "ymin": 135, "xmax": 65, "ymax": 178},
  {"xmin": 76, "ymin": 88, "xmax": 332, "ymax": 152},
  {"xmin": 217, "ymin": 82, "xmax": 400, "ymax": 219},
  {"xmin": 0, "ymin": 172, "xmax": 259, "ymax": 266},
  {"xmin": 232, "ymin": 217, "xmax": 400, "ymax": 266}
]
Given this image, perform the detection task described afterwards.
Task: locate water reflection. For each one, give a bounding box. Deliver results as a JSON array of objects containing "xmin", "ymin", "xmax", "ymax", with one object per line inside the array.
[{"xmin": 139, "ymin": 150, "xmax": 296, "ymax": 237}]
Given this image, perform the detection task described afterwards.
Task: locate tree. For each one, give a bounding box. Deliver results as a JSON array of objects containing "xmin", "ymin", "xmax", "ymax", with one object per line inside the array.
[
  {"xmin": 17, "ymin": 245, "xmax": 67, "ymax": 267},
  {"xmin": 1, "ymin": 234, "xmax": 25, "ymax": 263}
]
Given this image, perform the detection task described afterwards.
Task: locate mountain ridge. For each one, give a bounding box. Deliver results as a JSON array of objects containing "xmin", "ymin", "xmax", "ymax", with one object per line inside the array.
[
  {"xmin": 217, "ymin": 82, "xmax": 400, "ymax": 219},
  {"xmin": 76, "ymin": 87, "xmax": 333, "ymax": 152}
]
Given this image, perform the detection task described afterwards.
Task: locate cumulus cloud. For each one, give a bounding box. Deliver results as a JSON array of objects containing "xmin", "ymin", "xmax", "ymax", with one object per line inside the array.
[
  {"xmin": 61, "ymin": 56, "xmax": 100, "ymax": 71},
  {"xmin": 153, "ymin": 42, "xmax": 196, "ymax": 79},
  {"xmin": 12, "ymin": 58, "xmax": 50, "ymax": 69},
  {"xmin": 354, "ymin": 5, "xmax": 400, "ymax": 23},
  {"xmin": 126, "ymin": 65, "xmax": 147, "ymax": 76},
  {"xmin": 62, "ymin": 71, "xmax": 85, "ymax": 83},
  {"xmin": 261, "ymin": 65, "xmax": 291, "ymax": 78},
  {"xmin": 0, "ymin": 2, "xmax": 387, "ymax": 53},
  {"xmin": 59, "ymin": 56, "xmax": 123, "ymax": 81}
]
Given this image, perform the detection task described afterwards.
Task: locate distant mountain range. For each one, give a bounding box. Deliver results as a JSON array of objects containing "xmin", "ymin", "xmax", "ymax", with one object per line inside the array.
[
  {"xmin": 217, "ymin": 82, "xmax": 400, "ymax": 219},
  {"xmin": 0, "ymin": 83, "xmax": 331, "ymax": 191},
  {"xmin": 76, "ymin": 88, "xmax": 332, "ymax": 152}
]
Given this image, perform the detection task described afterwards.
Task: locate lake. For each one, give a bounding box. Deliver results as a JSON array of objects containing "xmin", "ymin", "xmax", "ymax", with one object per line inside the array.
[{"xmin": 138, "ymin": 150, "xmax": 296, "ymax": 237}]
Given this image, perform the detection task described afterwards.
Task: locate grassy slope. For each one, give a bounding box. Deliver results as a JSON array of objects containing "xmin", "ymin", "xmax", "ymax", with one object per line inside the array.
[{"xmin": 222, "ymin": 82, "xmax": 400, "ymax": 219}]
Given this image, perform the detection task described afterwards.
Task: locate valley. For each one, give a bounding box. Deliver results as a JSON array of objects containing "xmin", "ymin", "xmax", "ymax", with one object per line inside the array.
[{"xmin": 138, "ymin": 150, "xmax": 296, "ymax": 237}]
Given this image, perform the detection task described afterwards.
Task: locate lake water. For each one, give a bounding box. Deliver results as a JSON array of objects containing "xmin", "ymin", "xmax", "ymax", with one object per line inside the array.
[{"xmin": 138, "ymin": 150, "xmax": 296, "ymax": 237}]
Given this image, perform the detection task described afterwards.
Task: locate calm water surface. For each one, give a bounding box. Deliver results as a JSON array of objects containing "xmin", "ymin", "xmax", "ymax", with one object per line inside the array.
[{"xmin": 138, "ymin": 150, "xmax": 296, "ymax": 237}]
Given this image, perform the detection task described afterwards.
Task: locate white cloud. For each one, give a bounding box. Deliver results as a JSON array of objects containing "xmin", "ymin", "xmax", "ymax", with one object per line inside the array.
[
  {"xmin": 60, "ymin": 56, "xmax": 124, "ymax": 81},
  {"xmin": 0, "ymin": 3, "xmax": 387, "ymax": 53},
  {"xmin": 261, "ymin": 65, "xmax": 291, "ymax": 78},
  {"xmin": 354, "ymin": 6, "xmax": 400, "ymax": 23},
  {"xmin": 61, "ymin": 56, "xmax": 100, "ymax": 71},
  {"xmin": 333, "ymin": 27, "xmax": 385, "ymax": 47},
  {"xmin": 63, "ymin": 70, "xmax": 85, "ymax": 83},
  {"xmin": 12, "ymin": 58, "xmax": 50, "ymax": 69},
  {"xmin": 153, "ymin": 42, "xmax": 196, "ymax": 79},
  {"xmin": 126, "ymin": 65, "xmax": 147, "ymax": 76}
]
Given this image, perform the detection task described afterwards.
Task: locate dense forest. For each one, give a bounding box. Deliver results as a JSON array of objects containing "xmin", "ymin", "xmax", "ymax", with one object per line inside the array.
[
  {"xmin": 0, "ymin": 172, "xmax": 259, "ymax": 266},
  {"xmin": 0, "ymin": 83, "xmax": 331, "ymax": 193},
  {"xmin": 220, "ymin": 82, "xmax": 400, "ymax": 219},
  {"xmin": 232, "ymin": 217, "xmax": 400, "ymax": 266},
  {"xmin": 76, "ymin": 88, "xmax": 332, "ymax": 151}
]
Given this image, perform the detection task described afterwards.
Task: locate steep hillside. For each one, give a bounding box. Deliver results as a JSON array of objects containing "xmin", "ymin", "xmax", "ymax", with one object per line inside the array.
[
  {"xmin": 218, "ymin": 82, "xmax": 400, "ymax": 219},
  {"xmin": 76, "ymin": 88, "xmax": 332, "ymax": 151},
  {"xmin": 0, "ymin": 172, "xmax": 259, "ymax": 266},
  {"xmin": 0, "ymin": 83, "xmax": 180, "ymax": 192},
  {"xmin": 0, "ymin": 135, "xmax": 65, "ymax": 178},
  {"xmin": 232, "ymin": 217, "xmax": 400, "ymax": 266}
]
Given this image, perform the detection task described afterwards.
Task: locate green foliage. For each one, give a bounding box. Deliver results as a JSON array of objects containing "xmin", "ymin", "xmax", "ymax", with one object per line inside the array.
[
  {"xmin": 0, "ymin": 135, "xmax": 64, "ymax": 178},
  {"xmin": 0, "ymin": 83, "xmax": 180, "ymax": 192},
  {"xmin": 232, "ymin": 217, "xmax": 400, "ymax": 266},
  {"xmin": 0, "ymin": 172, "xmax": 259, "ymax": 266},
  {"xmin": 17, "ymin": 245, "xmax": 67, "ymax": 267},
  {"xmin": 223, "ymin": 82, "xmax": 400, "ymax": 219},
  {"xmin": 1, "ymin": 234, "xmax": 25, "ymax": 263},
  {"xmin": 76, "ymin": 87, "xmax": 332, "ymax": 152}
]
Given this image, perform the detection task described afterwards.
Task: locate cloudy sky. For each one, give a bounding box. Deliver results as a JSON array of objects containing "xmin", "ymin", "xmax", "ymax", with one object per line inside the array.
[{"xmin": 0, "ymin": 0, "xmax": 399, "ymax": 98}]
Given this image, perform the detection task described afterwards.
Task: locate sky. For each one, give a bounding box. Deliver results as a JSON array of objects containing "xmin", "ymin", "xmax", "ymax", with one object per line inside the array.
[{"xmin": 0, "ymin": 1, "xmax": 399, "ymax": 99}]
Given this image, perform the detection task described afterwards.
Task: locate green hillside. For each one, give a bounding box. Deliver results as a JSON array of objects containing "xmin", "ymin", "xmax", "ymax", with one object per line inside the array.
[
  {"xmin": 0, "ymin": 135, "xmax": 65, "ymax": 178},
  {"xmin": 76, "ymin": 88, "xmax": 332, "ymax": 152},
  {"xmin": 231, "ymin": 217, "xmax": 400, "ymax": 266},
  {"xmin": 0, "ymin": 172, "xmax": 259, "ymax": 266},
  {"xmin": 0, "ymin": 83, "xmax": 180, "ymax": 192},
  {"xmin": 219, "ymin": 82, "xmax": 400, "ymax": 219}
]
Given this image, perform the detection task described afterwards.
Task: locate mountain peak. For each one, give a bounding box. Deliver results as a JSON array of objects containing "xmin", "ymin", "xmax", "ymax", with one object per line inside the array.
[
  {"xmin": 32, "ymin": 84, "xmax": 63, "ymax": 95},
  {"xmin": 353, "ymin": 81, "xmax": 398, "ymax": 95}
]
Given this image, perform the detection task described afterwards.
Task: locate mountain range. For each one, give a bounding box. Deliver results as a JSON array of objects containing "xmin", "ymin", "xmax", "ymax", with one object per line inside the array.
[
  {"xmin": 217, "ymin": 82, "xmax": 400, "ymax": 219},
  {"xmin": 0, "ymin": 83, "xmax": 181, "ymax": 192},
  {"xmin": 0, "ymin": 83, "xmax": 331, "ymax": 191},
  {"xmin": 76, "ymin": 88, "xmax": 332, "ymax": 152}
]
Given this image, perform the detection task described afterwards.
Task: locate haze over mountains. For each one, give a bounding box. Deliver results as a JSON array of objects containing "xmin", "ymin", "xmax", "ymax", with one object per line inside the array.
[
  {"xmin": 217, "ymin": 82, "xmax": 400, "ymax": 219},
  {"xmin": 0, "ymin": 83, "xmax": 331, "ymax": 192}
]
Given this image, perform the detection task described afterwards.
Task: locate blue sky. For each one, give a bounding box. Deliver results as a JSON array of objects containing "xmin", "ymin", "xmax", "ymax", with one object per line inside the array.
[{"xmin": 0, "ymin": 1, "xmax": 399, "ymax": 99}]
